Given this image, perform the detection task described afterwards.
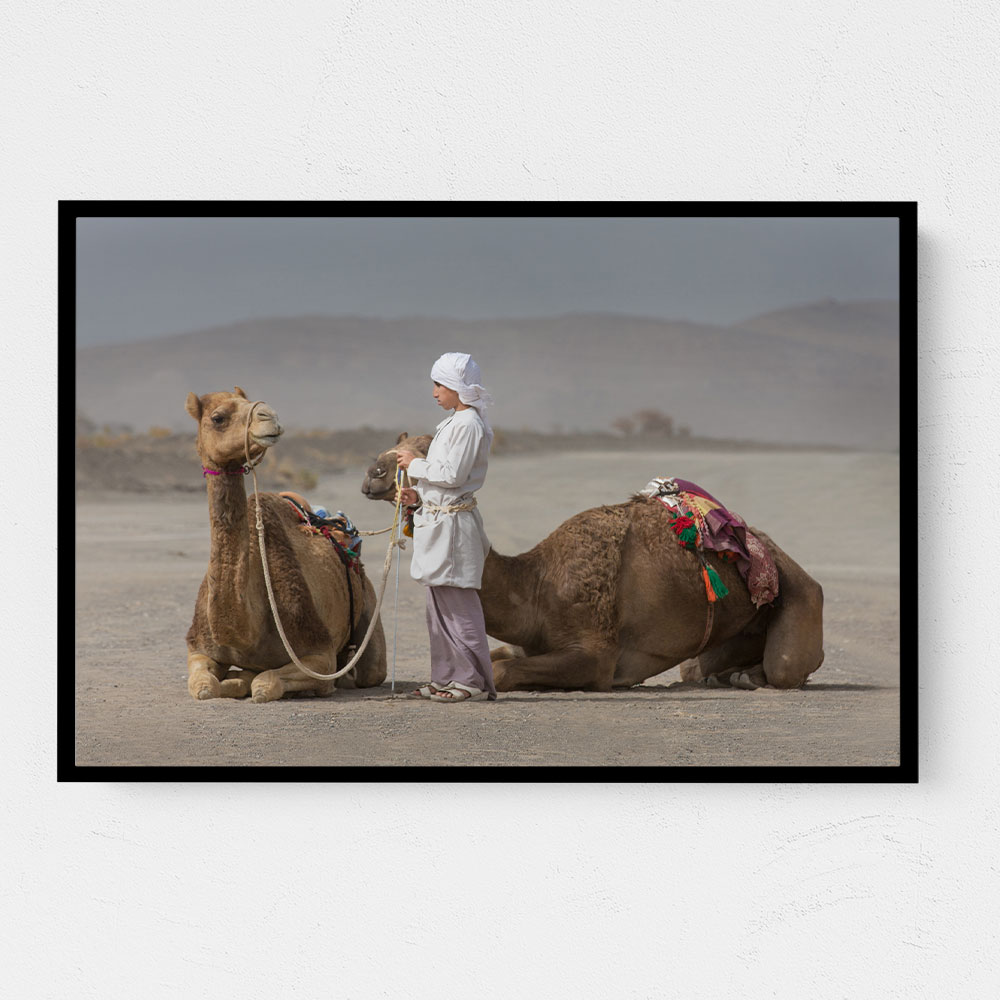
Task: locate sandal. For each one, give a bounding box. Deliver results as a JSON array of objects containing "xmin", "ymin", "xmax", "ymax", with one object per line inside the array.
[
  {"xmin": 407, "ymin": 682, "xmax": 444, "ymax": 700},
  {"xmin": 429, "ymin": 682, "xmax": 489, "ymax": 702}
]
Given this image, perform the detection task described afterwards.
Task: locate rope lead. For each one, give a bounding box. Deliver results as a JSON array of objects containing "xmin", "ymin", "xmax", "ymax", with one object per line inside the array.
[
  {"xmin": 244, "ymin": 401, "xmax": 406, "ymax": 684},
  {"xmin": 391, "ymin": 466, "xmax": 403, "ymax": 696}
]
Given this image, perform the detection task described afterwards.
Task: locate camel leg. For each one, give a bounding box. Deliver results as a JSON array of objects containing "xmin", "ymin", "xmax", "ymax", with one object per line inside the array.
[
  {"xmin": 492, "ymin": 645, "xmax": 617, "ymax": 692},
  {"xmin": 703, "ymin": 664, "xmax": 768, "ymax": 689},
  {"xmin": 696, "ymin": 631, "xmax": 768, "ymax": 690},
  {"xmin": 678, "ymin": 659, "xmax": 703, "ymax": 683},
  {"xmin": 187, "ymin": 653, "xmax": 229, "ymax": 700},
  {"xmin": 761, "ymin": 572, "xmax": 825, "ymax": 689},
  {"xmin": 336, "ymin": 583, "xmax": 387, "ymax": 689},
  {"xmin": 693, "ymin": 589, "xmax": 823, "ymax": 691},
  {"xmin": 490, "ymin": 645, "xmax": 523, "ymax": 662},
  {"xmin": 250, "ymin": 654, "xmax": 338, "ymax": 703},
  {"xmin": 220, "ymin": 668, "xmax": 257, "ymax": 698},
  {"xmin": 188, "ymin": 655, "xmax": 260, "ymax": 700},
  {"xmin": 612, "ymin": 650, "xmax": 676, "ymax": 688}
]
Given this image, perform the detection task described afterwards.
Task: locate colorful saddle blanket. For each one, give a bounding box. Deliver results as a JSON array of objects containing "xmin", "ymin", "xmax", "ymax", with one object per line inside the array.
[
  {"xmin": 282, "ymin": 496, "xmax": 363, "ymax": 573},
  {"xmin": 639, "ymin": 477, "xmax": 779, "ymax": 608}
]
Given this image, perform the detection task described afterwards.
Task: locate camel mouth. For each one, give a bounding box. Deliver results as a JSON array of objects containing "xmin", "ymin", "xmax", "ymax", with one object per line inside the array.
[
  {"xmin": 251, "ymin": 432, "xmax": 282, "ymax": 448},
  {"xmin": 362, "ymin": 481, "xmax": 397, "ymax": 502}
]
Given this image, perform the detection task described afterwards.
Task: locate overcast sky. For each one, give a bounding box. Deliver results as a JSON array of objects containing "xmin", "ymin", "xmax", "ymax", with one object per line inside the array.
[{"xmin": 75, "ymin": 215, "xmax": 900, "ymax": 346}]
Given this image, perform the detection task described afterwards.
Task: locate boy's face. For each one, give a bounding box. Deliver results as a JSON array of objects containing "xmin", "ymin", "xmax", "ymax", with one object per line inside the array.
[{"xmin": 432, "ymin": 381, "xmax": 462, "ymax": 410}]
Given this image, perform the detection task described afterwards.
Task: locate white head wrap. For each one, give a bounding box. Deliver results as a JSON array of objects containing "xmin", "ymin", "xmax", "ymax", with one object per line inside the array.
[{"xmin": 430, "ymin": 352, "xmax": 494, "ymax": 441}]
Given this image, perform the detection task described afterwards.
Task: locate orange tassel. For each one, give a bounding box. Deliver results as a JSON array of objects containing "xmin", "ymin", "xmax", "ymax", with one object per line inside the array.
[{"xmin": 702, "ymin": 566, "xmax": 717, "ymax": 603}]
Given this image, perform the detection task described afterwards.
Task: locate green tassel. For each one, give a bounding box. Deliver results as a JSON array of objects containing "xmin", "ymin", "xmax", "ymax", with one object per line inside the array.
[
  {"xmin": 705, "ymin": 562, "xmax": 729, "ymax": 600},
  {"xmin": 678, "ymin": 525, "xmax": 698, "ymax": 546}
]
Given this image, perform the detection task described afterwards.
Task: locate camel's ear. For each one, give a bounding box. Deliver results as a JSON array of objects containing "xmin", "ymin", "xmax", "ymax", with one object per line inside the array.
[
  {"xmin": 185, "ymin": 392, "xmax": 202, "ymax": 421},
  {"xmin": 396, "ymin": 432, "xmax": 409, "ymax": 444},
  {"xmin": 233, "ymin": 386, "xmax": 247, "ymax": 399}
]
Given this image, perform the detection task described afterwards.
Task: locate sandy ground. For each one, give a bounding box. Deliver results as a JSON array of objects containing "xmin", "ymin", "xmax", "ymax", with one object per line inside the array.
[{"xmin": 74, "ymin": 449, "xmax": 900, "ymax": 770}]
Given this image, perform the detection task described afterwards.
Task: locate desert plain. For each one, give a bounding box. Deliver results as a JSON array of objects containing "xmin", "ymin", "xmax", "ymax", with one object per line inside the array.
[{"xmin": 74, "ymin": 446, "xmax": 900, "ymax": 770}]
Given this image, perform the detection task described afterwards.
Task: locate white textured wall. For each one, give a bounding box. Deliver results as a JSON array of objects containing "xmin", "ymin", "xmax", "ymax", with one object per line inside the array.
[{"xmin": 3, "ymin": 2, "xmax": 993, "ymax": 996}]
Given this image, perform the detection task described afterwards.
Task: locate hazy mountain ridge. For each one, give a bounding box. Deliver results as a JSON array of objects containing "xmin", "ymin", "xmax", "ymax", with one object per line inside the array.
[
  {"xmin": 76, "ymin": 301, "xmax": 899, "ymax": 450},
  {"xmin": 733, "ymin": 299, "xmax": 898, "ymax": 360}
]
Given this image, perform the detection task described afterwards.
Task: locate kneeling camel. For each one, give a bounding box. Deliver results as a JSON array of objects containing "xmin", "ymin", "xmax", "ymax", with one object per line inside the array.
[
  {"xmin": 185, "ymin": 387, "xmax": 386, "ymax": 702},
  {"xmin": 362, "ymin": 434, "xmax": 823, "ymax": 691}
]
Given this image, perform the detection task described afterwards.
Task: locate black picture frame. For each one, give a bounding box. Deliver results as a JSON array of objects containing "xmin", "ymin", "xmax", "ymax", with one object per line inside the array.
[{"xmin": 61, "ymin": 201, "xmax": 916, "ymax": 782}]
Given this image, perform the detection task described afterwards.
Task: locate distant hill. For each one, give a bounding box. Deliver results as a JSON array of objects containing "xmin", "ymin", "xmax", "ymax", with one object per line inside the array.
[
  {"xmin": 734, "ymin": 298, "xmax": 899, "ymax": 360},
  {"xmin": 75, "ymin": 301, "xmax": 899, "ymax": 450}
]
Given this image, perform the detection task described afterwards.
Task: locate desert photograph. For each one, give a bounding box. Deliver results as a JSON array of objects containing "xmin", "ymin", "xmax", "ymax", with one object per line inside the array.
[{"xmin": 71, "ymin": 211, "xmax": 904, "ymax": 772}]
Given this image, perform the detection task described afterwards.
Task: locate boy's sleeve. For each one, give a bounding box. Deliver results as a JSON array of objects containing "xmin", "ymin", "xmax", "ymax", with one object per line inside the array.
[{"xmin": 407, "ymin": 421, "xmax": 482, "ymax": 488}]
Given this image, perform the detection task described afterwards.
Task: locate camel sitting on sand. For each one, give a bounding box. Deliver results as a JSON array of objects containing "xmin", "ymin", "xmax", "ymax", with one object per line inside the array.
[
  {"xmin": 185, "ymin": 387, "xmax": 386, "ymax": 702},
  {"xmin": 362, "ymin": 434, "xmax": 823, "ymax": 691}
]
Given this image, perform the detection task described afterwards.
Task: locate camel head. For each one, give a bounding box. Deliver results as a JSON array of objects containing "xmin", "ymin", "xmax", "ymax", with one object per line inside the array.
[
  {"xmin": 361, "ymin": 432, "xmax": 432, "ymax": 502},
  {"xmin": 185, "ymin": 386, "xmax": 283, "ymax": 470}
]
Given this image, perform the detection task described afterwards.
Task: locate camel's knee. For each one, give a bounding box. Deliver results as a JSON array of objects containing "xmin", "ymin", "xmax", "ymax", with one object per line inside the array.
[
  {"xmin": 764, "ymin": 649, "xmax": 823, "ymax": 688},
  {"xmin": 762, "ymin": 578, "xmax": 824, "ymax": 688},
  {"xmin": 188, "ymin": 670, "xmax": 221, "ymax": 700},
  {"xmin": 187, "ymin": 654, "xmax": 226, "ymax": 700}
]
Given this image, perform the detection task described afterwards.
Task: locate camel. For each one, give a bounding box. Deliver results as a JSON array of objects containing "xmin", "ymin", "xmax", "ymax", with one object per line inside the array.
[
  {"xmin": 185, "ymin": 387, "xmax": 386, "ymax": 702},
  {"xmin": 362, "ymin": 433, "xmax": 824, "ymax": 691}
]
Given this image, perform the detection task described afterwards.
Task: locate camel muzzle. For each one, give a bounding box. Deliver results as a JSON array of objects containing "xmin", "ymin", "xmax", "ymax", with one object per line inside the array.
[
  {"xmin": 251, "ymin": 431, "xmax": 282, "ymax": 447},
  {"xmin": 249, "ymin": 411, "xmax": 283, "ymax": 448},
  {"xmin": 361, "ymin": 477, "xmax": 396, "ymax": 502}
]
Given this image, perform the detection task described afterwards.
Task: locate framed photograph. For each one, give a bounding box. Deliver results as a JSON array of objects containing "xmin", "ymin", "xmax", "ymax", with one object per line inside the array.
[{"xmin": 63, "ymin": 203, "xmax": 914, "ymax": 780}]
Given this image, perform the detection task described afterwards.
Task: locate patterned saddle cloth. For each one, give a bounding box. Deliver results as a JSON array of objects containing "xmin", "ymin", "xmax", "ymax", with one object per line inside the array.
[
  {"xmin": 281, "ymin": 494, "xmax": 363, "ymax": 573},
  {"xmin": 639, "ymin": 477, "xmax": 779, "ymax": 608}
]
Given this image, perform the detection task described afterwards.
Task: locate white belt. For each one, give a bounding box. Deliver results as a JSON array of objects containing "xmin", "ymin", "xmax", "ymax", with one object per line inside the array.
[{"xmin": 420, "ymin": 497, "xmax": 478, "ymax": 515}]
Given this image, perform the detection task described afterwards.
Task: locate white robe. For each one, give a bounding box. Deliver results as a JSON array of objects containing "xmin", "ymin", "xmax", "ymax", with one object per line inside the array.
[{"xmin": 406, "ymin": 407, "xmax": 491, "ymax": 588}]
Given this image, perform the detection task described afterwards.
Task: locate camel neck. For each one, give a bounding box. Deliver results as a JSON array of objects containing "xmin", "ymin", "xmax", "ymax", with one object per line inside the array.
[
  {"xmin": 200, "ymin": 468, "xmax": 269, "ymax": 647},
  {"xmin": 206, "ymin": 473, "xmax": 251, "ymax": 555}
]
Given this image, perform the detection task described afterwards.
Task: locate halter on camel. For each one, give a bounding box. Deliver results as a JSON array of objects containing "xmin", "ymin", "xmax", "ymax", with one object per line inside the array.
[{"xmin": 242, "ymin": 401, "xmax": 406, "ymax": 684}]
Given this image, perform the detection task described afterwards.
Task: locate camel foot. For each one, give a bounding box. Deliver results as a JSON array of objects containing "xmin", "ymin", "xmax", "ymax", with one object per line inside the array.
[
  {"xmin": 678, "ymin": 660, "xmax": 703, "ymax": 683},
  {"xmin": 702, "ymin": 664, "xmax": 767, "ymax": 690},
  {"xmin": 251, "ymin": 674, "xmax": 285, "ymax": 703},
  {"xmin": 730, "ymin": 664, "xmax": 767, "ymax": 689},
  {"xmin": 219, "ymin": 670, "xmax": 255, "ymax": 698},
  {"xmin": 189, "ymin": 672, "xmax": 222, "ymax": 700}
]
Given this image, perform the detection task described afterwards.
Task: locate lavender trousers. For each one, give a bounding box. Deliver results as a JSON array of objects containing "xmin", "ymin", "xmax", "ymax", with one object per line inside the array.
[{"xmin": 425, "ymin": 586, "xmax": 497, "ymax": 699}]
